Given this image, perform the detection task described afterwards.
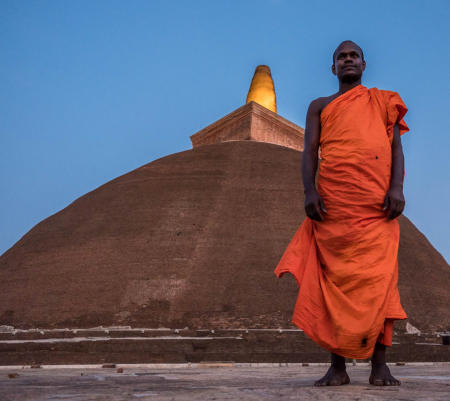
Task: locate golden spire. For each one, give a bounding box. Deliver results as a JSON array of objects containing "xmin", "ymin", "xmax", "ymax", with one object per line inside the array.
[{"xmin": 246, "ymin": 65, "xmax": 277, "ymax": 113}]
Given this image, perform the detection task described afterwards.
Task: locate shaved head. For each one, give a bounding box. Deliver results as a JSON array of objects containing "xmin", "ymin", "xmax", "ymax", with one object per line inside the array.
[{"xmin": 333, "ymin": 41, "xmax": 364, "ymax": 65}]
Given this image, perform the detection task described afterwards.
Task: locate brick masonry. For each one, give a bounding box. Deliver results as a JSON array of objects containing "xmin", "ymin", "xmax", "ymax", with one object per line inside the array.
[{"xmin": 190, "ymin": 101, "xmax": 305, "ymax": 151}]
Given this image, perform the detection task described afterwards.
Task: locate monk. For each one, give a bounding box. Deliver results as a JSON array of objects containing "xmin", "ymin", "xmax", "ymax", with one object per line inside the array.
[{"xmin": 274, "ymin": 40, "xmax": 409, "ymax": 386}]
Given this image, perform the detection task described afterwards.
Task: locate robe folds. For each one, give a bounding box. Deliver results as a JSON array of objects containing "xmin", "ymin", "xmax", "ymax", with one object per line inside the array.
[{"xmin": 274, "ymin": 84, "xmax": 409, "ymax": 359}]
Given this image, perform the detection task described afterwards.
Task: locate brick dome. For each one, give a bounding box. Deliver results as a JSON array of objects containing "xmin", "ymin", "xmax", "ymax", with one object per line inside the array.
[{"xmin": 0, "ymin": 140, "xmax": 448, "ymax": 332}]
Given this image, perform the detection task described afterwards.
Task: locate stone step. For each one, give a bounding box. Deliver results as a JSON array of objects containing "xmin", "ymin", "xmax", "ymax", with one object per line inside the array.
[
  {"xmin": 0, "ymin": 327, "xmax": 443, "ymax": 342},
  {"xmin": 0, "ymin": 331, "xmax": 448, "ymax": 366},
  {"xmin": 0, "ymin": 328, "xmax": 302, "ymax": 341}
]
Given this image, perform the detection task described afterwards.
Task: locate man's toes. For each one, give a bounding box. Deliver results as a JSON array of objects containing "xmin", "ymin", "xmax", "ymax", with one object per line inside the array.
[
  {"xmin": 329, "ymin": 374, "xmax": 349, "ymax": 386},
  {"xmin": 314, "ymin": 377, "xmax": 327, "ymax": 387},
  {"xmin": 370, "ymin": 376, "xmax": 401, "ymax": 386},
  {"xmin": 385, "ymin": 375, "xmax": 400, "ymax": 386}
]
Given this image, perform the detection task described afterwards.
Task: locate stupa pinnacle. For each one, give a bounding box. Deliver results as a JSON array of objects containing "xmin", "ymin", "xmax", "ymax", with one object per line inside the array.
[
  {"xmin": 190, "ymin": 65, "xmax": 303, "ymax": 151},
  {"xmin": 246, "ymin": 65, "xmax": 277, "ymax": 112}
]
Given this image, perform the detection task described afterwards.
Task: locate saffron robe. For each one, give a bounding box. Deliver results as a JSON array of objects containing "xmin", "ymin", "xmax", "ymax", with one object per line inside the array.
[{"xmin": 274, "ymin": 84, "xmax": 409, "ymax": 359}]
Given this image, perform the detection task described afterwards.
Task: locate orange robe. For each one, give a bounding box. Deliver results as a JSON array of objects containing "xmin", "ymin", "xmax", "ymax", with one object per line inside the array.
[{"xmin": 274, "ymin": 84, "xmax": 409, "ymax": 359}]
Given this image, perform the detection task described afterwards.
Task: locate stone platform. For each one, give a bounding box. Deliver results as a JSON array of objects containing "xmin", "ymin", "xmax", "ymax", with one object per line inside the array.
[
  {"xmin": 1, "ymin": 363, "xmax": 449, "ymax": 401},
  {"xmin": 1, "ymin": 327, "xmax": 449, "ymax": 366}
]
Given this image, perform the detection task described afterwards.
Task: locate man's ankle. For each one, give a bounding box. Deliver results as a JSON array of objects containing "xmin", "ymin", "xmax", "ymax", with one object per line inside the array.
[
  {"xmin": 331, "ymin": 363, "xmax": 347, "ymax": 371},
  {"xmin": 371, "ymin": 342, "xmax": 387, "ymax": 366},
  {"xmin": 331, "ymin": 353, "xmax": 346, "ymax": 370},
  {"xmin": 371, "ymin": 361, "xmax": 387, "ymax": 367}
]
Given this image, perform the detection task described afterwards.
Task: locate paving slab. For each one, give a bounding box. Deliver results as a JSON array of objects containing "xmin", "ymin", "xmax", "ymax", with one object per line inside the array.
[{"xmin": 1, "ymin": 363, "xmax": 449, "ymax": 401}]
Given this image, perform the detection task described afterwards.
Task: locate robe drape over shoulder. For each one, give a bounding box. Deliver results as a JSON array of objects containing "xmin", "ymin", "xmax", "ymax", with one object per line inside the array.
[{"xmin": 274, "ymin": 84, "xmax": 409, "ymax": 359}]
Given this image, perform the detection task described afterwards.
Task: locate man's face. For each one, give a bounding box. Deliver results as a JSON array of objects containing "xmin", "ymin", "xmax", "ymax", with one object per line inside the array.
[{"xmin": 332, "ymin": 43, "xmax": 366, "ymax": 83}]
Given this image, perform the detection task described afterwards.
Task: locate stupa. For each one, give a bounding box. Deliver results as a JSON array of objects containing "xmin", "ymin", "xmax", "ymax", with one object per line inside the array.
[{"xmin": 0, "ymin": 66, "xmax": 448, "ymax": 365}]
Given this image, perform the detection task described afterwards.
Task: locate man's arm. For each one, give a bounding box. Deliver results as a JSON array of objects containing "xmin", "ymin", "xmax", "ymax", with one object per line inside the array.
[
  {"xmin": 302, "ymin": 99, "xmax": 327, "ymax": 221},
  {"xmin": 383, "ymin": 123, "xmax": 405, "ymax": 219}
]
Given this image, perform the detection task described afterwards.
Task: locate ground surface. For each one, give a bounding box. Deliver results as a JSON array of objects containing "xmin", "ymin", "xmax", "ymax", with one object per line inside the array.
[{"xmin": 1, "ymin": 363, "xmax": 449, "ymax": 401}]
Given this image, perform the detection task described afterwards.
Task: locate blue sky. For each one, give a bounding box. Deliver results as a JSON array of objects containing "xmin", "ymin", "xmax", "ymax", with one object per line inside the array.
[{"xmin": 1, "ymin": 0, "xmax": 449, "ymax": 262}]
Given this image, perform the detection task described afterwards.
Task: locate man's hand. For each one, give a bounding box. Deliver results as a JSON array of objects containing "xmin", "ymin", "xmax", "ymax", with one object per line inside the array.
[
  {"xmin": 305, "ymin": 189, "xmax": 327, "ymax": 221},
  {"xmin": 383, "ymin": 186, "xmax": 405, "ymax": 219},
  {"xmin": 385, "ymin": 123, "xmax": 405, "ymax": 220}
]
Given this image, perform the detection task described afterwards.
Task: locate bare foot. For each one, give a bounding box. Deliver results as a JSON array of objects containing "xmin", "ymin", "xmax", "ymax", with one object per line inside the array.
[
  {"xmin": 369, "ymin": 363, "xmax": 401, "ymax": 386},
  {"xmin": 314, "ymin": 366, "xmax": 350, "ymax": 386}
]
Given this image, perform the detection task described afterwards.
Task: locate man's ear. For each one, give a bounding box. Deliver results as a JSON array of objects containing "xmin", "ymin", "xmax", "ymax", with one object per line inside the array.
[
  {"xmin": 362, "ymin": 60, "xmax": 366, "ymax": 72},
  {"xmin": 331, "ymin": 64, "xmax": 337, "ymax": 76}
]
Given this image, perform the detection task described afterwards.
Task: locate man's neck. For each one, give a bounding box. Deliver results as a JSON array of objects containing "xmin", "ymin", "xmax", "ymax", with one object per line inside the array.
[{"xmin": 338, "ymin": 80, "xmax": 362, "ymax": 94}]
